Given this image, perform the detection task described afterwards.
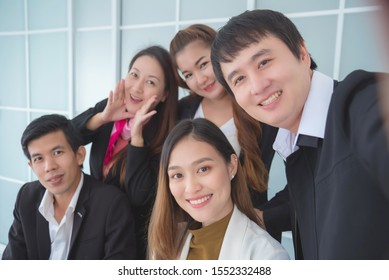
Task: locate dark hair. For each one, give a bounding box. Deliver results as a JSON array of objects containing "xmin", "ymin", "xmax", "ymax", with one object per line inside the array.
[
  {"xmin": 170, "ymin": 24, "xmax": 268, "ymax": 193},
  {"xmin": 169, "ymin": 24, "xmax": 217, "ymax": 89},
  {"xmin": 21, "ymin": 114, "xmax": 83, "ymax": 161},
  {"xmin": 111, "ymin": 45, "xmax": 178, "ymax": 187},
  {"xmin": 211, "ymin": 9, "xmax": 317, "ymax": 95},
  {"xmin": 148, "ymin": 118, "xmax": 262, "ymax": 259}
]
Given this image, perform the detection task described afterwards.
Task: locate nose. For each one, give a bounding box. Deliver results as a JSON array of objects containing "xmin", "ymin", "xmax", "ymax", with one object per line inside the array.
[
  {"xmin": 249, "ymin": 73, "xmax": 270, "ymax": 96},
  {"xmin": 185, "ymin": 175, "xmax": 202, "ymax": 194},
  {"xmin": 45, "ymin": 157, "xmax": 58, "ymax": 172},
  {"xmin": 132, "ymin": 79, "xmax": 143, "ymax": 93},
  {"xmin": 196, "ymin": 72, "xmax": 207, "ymax": 86}
]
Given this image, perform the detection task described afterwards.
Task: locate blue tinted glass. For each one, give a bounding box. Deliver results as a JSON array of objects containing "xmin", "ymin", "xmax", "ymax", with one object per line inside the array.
[
  {"xmin": 29, "ymin": 32, "xmax": 68, "ymax": 110},
  {"xmin": 74, "ymin": 0, "xmax": 111, "ymax": 28},
  {"xmin": 28, "ymin": 0, "xmax": 67, "ymax": 30},
  {"xmin": 0, "ymin": 36, "xmax": 26, "ymax": 107},
  {"xmin": 0, "ymin": 0, "xmax": 24, "ymax": 31}
]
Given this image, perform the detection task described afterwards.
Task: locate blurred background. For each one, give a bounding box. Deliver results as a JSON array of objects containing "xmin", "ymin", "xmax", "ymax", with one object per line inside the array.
[{"xmin": 0, "ymin": 0, "xmax": 387, "ymax": 259}]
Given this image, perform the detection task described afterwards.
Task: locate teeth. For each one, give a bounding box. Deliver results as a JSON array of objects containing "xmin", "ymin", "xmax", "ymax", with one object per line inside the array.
[
  {"xmin": 189, "ymin": 195, "xmax": 211, "ymax": 205},
  {"xmin": 261, "ymin": 91, "xmax": 281, "ymax": 106}
]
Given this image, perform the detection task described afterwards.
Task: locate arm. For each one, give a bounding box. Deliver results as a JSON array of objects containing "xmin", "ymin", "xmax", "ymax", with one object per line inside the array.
[
  {"xmin": 261, "ymin": 185, "xmax": 291, "ymax": 231},
  {"xmin": 103, "ymin": 191, "xmax": 137, "ymax": 260},
  {"xmin": 346, "ymin": 72, "xmax": 389, "ymax": 199},
  {"xmin": 72, "ymin": 80, "xmax": 133, "ymax": 145},
  {"xmin": 124, "ymin": 96, "xmax": 160, "ymax": 207}
]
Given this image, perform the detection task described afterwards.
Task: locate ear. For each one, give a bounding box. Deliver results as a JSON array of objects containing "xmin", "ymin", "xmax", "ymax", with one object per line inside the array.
[
  {"xmin": 299, "ymin": 41, "xmax": 311, "ymax": 68},
  {"xmin": 28, "ymin": 161, "xmax": 32, "ymax": 169},
  {"xmin": 76, "ymin": 146, "xmax": 86, "ymax": 167},
  {"xmin": 229, "ymin": 154, "xmax": 238, "ymax": 179}
]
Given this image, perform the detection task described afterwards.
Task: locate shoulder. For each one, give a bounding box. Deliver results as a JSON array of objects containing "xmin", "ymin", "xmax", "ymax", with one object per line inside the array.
[
  {"xmin": 13, "ymin": 181, "xmax": 45, "ymax": 211},
  {"xmin": 17, "ymin": 181, "xmax": 45, "ymax": 199},
  {"xmin": 332, "ymin": 70, "xmax": 383, "ymax": 106},
  {"xmin": 178, "ymin": 94, "xmax": 202, "ymax": 120},
  {"xmin": 82, "ymin": 174, "xmax": 126, "ymax": 200},
  {"xmin": 330, "ymin": 70, "xmax": 387, "ymax": 124},
  {"xmin": 234, "ymin": 208, "xmax": 289, "ymax": 259}
]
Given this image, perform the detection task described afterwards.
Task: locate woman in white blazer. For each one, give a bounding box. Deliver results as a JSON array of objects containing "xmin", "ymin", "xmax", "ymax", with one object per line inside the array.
[{"xmin": 148, "ymin": 118, "xmax": 289, "ymax": 260}]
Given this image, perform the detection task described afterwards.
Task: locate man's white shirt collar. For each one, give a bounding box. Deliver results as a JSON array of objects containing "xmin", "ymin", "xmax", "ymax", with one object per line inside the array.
[
  {"xmin": 273, "ymin": 71, "xmax": 334, "ymax": 161},
  {"xmin": 39, "ymin": 173, "xmax": 84, "ymax": 222}
]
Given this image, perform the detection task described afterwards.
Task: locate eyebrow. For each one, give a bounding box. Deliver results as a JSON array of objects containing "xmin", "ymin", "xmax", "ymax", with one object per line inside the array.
[
  {"xmin": 226, "ymin": 49, "xmax": 271, "ymax": 83},
  {"xmin": 132, "ymin": 67, "xmax": 161, "ymax": 82},
  {"xmin": 167, "ymin": 157, "xmax": 214, "ymax": 171}
]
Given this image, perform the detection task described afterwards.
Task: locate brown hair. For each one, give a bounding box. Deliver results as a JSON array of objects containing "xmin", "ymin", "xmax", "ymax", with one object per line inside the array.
[
  {"xmin": 109, "ymin": 46, "xmax": 178, "ymax": 187},
  {"xmin": 148, "ymin": 118, "xmax": 263, "ymax": 259},
  {"xmin": 170, "ymin": 24, "xmax": 268, "ymax": 193}
]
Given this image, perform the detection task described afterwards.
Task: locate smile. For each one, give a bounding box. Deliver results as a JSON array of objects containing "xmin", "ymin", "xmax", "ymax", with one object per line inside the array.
[
  {"xmin": 188, "ymin": 194, "xmax": 212, "ymax": 205},
  {"xmin": 260, "ymin": 91, "xmax": 282, "ymax": 106},
  {"xmin": 203, "ymin": 82, "xmax": 215, "ymax": 92}
]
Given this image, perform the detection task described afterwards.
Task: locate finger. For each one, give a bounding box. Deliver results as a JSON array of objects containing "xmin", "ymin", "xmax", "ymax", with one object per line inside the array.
[
  {"xmin": 139, "ymin": 110, "xmax": 157, "ymax": 123},
  {"xmin": 107, "ymin": 90, "xmax": 114, "ymax": 105},
  {"xmin": 118, "ymin": 79, "xmax": 125, "ymax": 101},
  {"xmin": 141, "ymin": 95, "xmax": 159, "ymax": 113},
  {"xmin": 112, "ymin": 81, "xmax": 121, "ymax": 102}
]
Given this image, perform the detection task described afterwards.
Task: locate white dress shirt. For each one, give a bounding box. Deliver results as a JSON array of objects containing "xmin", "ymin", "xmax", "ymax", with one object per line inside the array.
[
  {"xmin": 273, "ymin": 71, "xmax": 334, "ymax": 160},
  {"xmin": 194, "ymin": 103, "xmax": 241, "ymax": 156},
  {"xmin": 38, "ymin": 173, "xmax": 84, "ymax": 260}
]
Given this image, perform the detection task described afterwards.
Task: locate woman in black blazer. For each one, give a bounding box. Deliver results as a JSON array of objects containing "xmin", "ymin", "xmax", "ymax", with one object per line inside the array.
[
  {"xmin": 73, "ymin": 46, "xmax": 178, "ymax": 259},
  {"xmin": 169, "ymin": 24, "xmax": 290, "ymax": 241}
]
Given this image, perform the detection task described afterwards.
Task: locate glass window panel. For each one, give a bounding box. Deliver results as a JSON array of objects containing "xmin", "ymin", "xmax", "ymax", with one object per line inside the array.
[
  {"xmin": 256, "ymin": 0, "xmax": 339, "ymax": 13},
  {"xmin": 345, "ymin": 0, "xmax": 377, "ymax": 8},
  {"xmin": 122, "ymin": 0, "xmax": 175, "ymax": 25},
  {"xmin": 291, "ymin": 15, "xmax": 338, "ymax": 77},
  {"xmin": 0, "ymin": 180, "xmax": 23, "ymax": 245},
  {"xmin": 180, "ymin": 0, "xmax": 246, "ymax": 21},
  {"xmin": 28, "ymin": 0, "xmax": 67, "ymax": 30},
  {"xmin": 0, "ymin": 110, "xmax": 28, "ymax": 181},
  {"xmin": 0, "ymin": 0, "xmax": 24, "ymax": 31},
  {"xmin": 75, "ymin": 31, "xmax": 113, "ymax": 113},
  {"xmin": 29, "ymin": 32, "xmax": 68, "ymax": 111},
  {"xmin": 74, "ymin": 0, "xmax": 111, "ymax": 28},
  {"xmin": 121, "ymin": 26, "xmax": 176, "ymax": 77},
  {"xmin": 0, "ymin": 36, "xmax": 26, "ymax": 107},
  {"xmin": 340, "ymin": 11, "xmax": 386, "ymax": 79}
]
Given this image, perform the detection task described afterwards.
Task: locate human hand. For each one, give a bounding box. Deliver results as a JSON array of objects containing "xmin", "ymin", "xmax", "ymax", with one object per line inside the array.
[
  {"xmin": 101, "ymin": 79, "xmax": 134, "ymax": 123},
  {"xmin": 130, "ymin": 95, "xmax": 159, "ymax": 147}
]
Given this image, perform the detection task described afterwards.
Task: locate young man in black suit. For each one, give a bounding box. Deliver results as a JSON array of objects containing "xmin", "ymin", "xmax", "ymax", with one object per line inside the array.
[
  {"xmin": 2, "ymin": 114, "xmax": 136, "ymax": 259},
  {"xmin": 211, "ymin": 9, "xmax": 389, "ymax": 259}
]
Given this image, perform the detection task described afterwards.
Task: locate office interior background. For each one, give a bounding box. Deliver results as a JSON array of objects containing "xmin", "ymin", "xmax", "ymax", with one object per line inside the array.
[{"xmin": 0, "ymin": 0, "xmax": 387, "ymax": 259}]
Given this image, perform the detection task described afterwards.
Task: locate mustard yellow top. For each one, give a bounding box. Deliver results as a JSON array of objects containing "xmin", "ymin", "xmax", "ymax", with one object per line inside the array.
[{"xmin": 187, "ymin": 211, "xmax": 233, "ymax": 260}]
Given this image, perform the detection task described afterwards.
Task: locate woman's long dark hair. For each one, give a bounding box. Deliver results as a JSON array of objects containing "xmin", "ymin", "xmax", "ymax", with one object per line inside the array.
[
  {"xmin": 110, "ymin": 46, "xmax": 178, "ymax": 187},
  {"xmin": 148, "ymin": 118, "xmax": 262, "ymax": 259}
]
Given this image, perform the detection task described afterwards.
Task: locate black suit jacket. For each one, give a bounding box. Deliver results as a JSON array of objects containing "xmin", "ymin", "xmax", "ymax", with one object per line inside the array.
[
  {"xmin": 72, "ymin": 99, "xmax": 162, "ymax": 259},
  {"xmin": 178, "ymin": 94, "xmax": 291, "ymax": 241},
  {"xmin": 287, "ymin": 70, "xmax": 389, "ymax": 259},
  {"xmin": 2, "ymin": 174, "xmax": 136, "ymax": 260}
]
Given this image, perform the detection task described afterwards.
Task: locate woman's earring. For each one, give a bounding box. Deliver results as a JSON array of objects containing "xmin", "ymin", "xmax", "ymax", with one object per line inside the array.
[{"xmin": 231, "ymin": 174, "xmax": 235, "ymax": 180}]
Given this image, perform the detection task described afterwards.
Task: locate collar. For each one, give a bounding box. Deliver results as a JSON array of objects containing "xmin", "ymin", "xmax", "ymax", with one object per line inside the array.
[
  {"xmin": 273, "ymin": 71, "xmax": 334, "ymax": 160},
  {"xmin": 39, "ymin": 173, "xmax": 84, "ymax": 222}
]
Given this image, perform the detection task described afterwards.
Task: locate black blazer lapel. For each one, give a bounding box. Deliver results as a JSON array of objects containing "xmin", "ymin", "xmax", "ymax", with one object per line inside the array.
[
  {"xmin": 36, "ymin": 211, "xmax": 51, "ymax": 259},
  {"xmin": 68, "ymin": 176, "xmax": 89, "ymax": 258}
]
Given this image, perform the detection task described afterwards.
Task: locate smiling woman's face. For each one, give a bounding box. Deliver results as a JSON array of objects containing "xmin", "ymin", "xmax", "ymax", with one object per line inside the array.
[
  {"xmin": 124, "ymin": 55, "xmax": 166, "ymax": 115},
  {"xmin": 167, "ymin": 136, "xmax": 235, "ymax": 227}
]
